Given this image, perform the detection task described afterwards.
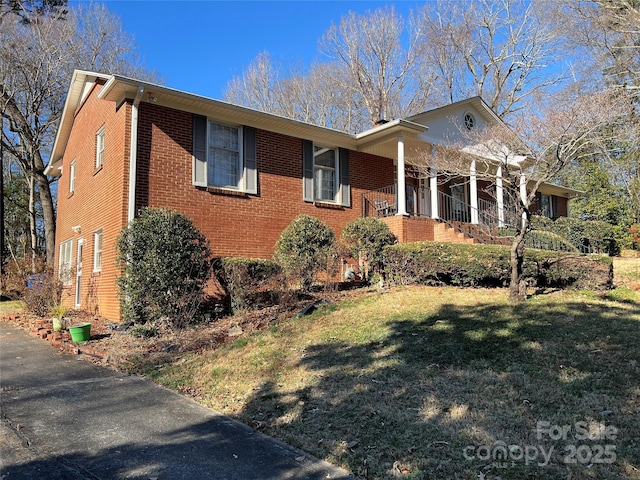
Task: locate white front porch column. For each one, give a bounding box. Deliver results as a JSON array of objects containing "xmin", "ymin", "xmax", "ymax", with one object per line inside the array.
[
  {"xmin": 470, "ymin": 159, "xmax": 479, "ymax": 224},
  {"xmin": 520, "ymin": 172, "xmax": 527, "ymax": 228},
  {"xmin": 396, "ymin": 135, "xmax": 408, "ymax": 216},
  {"xmin": 430, "ymin": 145, "xmax": 439, "ymax": 219},
  {"xmin": 496, "ymin": 165, "xmax": 505, "ymax": 227}
]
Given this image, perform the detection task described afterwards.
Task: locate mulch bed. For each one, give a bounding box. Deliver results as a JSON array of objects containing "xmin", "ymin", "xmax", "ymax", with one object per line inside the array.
[{"xmin": 0, "ymin": 285, "xmax": 373, "ymax": 373}]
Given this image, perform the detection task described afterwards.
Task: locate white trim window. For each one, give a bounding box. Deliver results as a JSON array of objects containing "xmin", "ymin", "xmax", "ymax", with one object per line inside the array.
[
  {"xmin": 313, "ymin": 146, "xmax": 337, "ymax": 202},
  {"xmin": 539, "ymin": 193, "xmax": 557, "ymax": 219},
  {"xmin": 302, "ymin": 140, "xmax": 350, "ymax": 207},
  {"xmin": 69, "ymin": 159, "xmax": 76, "ymax": 193},
  {"xmin": 93, "ymin": 229, "xmax": 103, "ymax": 272},
  {"xmin": 96, "ymin": 125, "xmax": 105, "ymax": 169},
  {"xmin": 59, "ymin": 239, "xmax": 73, "ymax": 285},
  {"xmin": 209, "ymin": 122, "xmax": 242, "ymax": 188},
  {"xmin": 192, "ymin": 116, "xmax": 258, "ymax": 194}
]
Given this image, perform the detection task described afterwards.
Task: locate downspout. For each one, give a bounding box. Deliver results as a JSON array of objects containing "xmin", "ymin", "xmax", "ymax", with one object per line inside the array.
[{"xmin": 127, "ymin": 86, "xmax": 145, "ymax": 223}]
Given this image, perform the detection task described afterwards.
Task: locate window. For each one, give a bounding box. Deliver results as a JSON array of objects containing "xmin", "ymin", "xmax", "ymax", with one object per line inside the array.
[
  {"xmin": 93, "ymin": 229, "xmax": 103, "ymax": 272},
  {"xmin": 192, "ymin": 116, "xmax": 257, "ymax": 194},
  {"xmin": 302, "ymin": 140, "xmax": 350, "ymax": 206},
  {"xmin": 539, "ymin": 194, "xmax": 557, "ymax": 218},
  {"xmin": 96, "ymin": 126, "xmax": 105, "ymax": 169},
  {"xmin": 314, "ymin": 146, "xmax": 337, "ymax": 202},
  {"xmin": 464, "ymin": 112, "xmax": 475, "ymax": 130},
  {"xmin": 69, "ymin": 159, "xmax": 76, "ymax": 193},
  {"xmin": 209, "ymin": 122, "xmax": 242, "ymax": 188},
  {"xmin": 59, "ymin": 239, "xmax": 73, "ymax": 285}
]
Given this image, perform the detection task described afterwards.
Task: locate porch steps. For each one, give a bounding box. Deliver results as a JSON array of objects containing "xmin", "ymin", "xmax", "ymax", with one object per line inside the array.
[
  {"xmin": 433, "ymin": 222, "xmax": 477, "ymax": 244},
  {"xmin": 434, "ymin": 221, "xmax": 512, "ymax": 246},
  {"xmin": 381, "ymin": 215, "xmax": 512, "ymax": 247}
]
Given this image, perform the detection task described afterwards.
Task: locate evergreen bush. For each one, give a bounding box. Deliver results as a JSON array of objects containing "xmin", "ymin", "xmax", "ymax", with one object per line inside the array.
[
  {"xmin": 342, "ymin": 217, "xmax": 396, "ymax": 280},
  {"xmin": 116, "ymin": 207, "xmax": 212, "ymax": 328},
  {"xmin": 274, "ymin": 215, "xmax": 335, "ymax": 291},
  {"xmin": 383, "ymin": 241, "xmax": 612, "ymax": 290}
]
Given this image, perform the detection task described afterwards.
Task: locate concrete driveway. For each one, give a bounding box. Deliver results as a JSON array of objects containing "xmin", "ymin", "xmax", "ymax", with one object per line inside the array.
[{"xmin": 0, "ymin": 322, "xmax": 351, "ymax": 479}]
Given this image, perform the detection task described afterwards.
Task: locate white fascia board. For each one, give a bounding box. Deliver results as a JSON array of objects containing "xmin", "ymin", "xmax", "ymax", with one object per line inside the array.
[{"xmin": 46, "ymin": 70, "xmax": 111, "ymax": 176}]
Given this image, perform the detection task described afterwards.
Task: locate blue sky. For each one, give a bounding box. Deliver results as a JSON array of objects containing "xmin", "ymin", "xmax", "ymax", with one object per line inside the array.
[{"xmin": 74, "ymin": 1, "xmax": 421, "ymax": 99}]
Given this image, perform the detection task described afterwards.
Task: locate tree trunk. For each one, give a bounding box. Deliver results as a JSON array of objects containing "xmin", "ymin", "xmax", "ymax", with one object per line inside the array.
[
  {"xmin": 509, "ymin": 230, "xmax": 527, "ymax": 303},
  {"xmin": 34, "ymin": 167, "xmax": 56, "ymax": 266},
  {"xmin": 28, "ymin": 170, "xmax": 37, "ymax": 271},
  {"xmin": 1, "ymin": 92, "xmax": 57, "ymax": 266}
]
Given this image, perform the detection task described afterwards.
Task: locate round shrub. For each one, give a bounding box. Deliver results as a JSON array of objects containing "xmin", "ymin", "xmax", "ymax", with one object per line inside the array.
[
  {"xmin": 342, "ymin": 217, "xmax": 396, "ymax": 280},
  {"xmin": 274, "ymin": 215, "xmax": 335, "ymax": 291},
  {"xmin": 116, "ymin": 207, "xmax": 212, "ymax": 328}
]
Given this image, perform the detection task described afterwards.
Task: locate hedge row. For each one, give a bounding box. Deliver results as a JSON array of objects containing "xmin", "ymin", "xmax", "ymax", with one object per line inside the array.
[
  {"xmin": 383, "ymin": 241, "xmax": 613, "ymax": 290},
  {"xmin": 218, "ymin": 241, "xmax": 613, "ymax": 312}
]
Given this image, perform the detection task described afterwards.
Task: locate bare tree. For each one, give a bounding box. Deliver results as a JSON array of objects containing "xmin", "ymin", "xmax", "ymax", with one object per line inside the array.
[
  {"xmin": 225, "ymin": 1, "xmax": 569, "ymax": 130},
  {"xmin": 224, "ymin": 51, "xmax": 283, "ymax": 114},
  {"xmin": 320, "ymin": 5, "xmax": 427, "ymax": 128},
  {"xmin": 549, "ymin": 1, "xmax": 640, "ymax": 222},
  {"xmin": 415, "ymin": 0, "xmax": 567, "ymax": 121},
  {"xmin": 224, "ymin": 55, "xmax": 370, "ymax": 133},
  {"xmin": 556, "ymin": 0, "xmax": 640, "ymax": 89},
  {"xmin": 0, "ymin": 2, "xmax": 155, "ymax": 266},
  {"xmin": 414, "ymin": 87, "xmax": 634, "ymax": 301}
]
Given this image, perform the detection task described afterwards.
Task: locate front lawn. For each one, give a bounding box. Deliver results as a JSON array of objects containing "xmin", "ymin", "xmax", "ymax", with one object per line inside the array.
[{"xmin": 147, "ymin": 286, "xmax": 640, "ymax": 479}]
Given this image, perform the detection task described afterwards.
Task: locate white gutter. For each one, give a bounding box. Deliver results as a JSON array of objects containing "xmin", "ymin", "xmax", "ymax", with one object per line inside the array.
[{"xmin": 127, "ymin": 85, "xmax": 145, "ymax": 223}]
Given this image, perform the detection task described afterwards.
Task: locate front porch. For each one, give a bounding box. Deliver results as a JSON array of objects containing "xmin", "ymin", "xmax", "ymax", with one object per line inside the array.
[{"xmin": 362, "ymin": 184, "xmax": 513, "ymax": 246}]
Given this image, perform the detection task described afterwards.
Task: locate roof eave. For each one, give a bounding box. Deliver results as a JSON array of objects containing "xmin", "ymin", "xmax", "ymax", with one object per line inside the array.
[
  {"xmin": 46, "ymin": 70, "xmax": 111, "ymax": 177},
  {"xmin": 98, "ymin": 74, "xmax": 359, "ymax": 149}
]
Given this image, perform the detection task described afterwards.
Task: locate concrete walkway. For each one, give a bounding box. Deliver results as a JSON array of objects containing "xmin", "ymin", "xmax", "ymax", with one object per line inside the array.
[{"xmin": 0, "ymin": 322, "xmax": 352, "ymax": 479}]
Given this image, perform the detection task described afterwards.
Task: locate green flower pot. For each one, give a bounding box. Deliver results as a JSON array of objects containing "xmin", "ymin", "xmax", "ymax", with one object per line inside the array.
[{"xmin": 68, "ymin": 323, "xmax": 91, "ymax": 343}]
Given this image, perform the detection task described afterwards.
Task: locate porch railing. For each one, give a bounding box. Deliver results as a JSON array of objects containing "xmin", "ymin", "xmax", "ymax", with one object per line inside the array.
[
  {"xmin": 363, "ymin": 184, "xmax": 515, "ymax": 243},
  {"xmin": 362, "ymin": 185, "xmax": 398, "ymax": 218},
  {"xmin": 362, "ymin": 184, "xmax": 601, "ymax": 254}
]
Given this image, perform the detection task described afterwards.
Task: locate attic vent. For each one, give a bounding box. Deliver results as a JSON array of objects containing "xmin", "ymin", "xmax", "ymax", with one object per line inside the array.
[{"xmin": 464, "ymin": 112, "xmax": 475, "ymax": 130}]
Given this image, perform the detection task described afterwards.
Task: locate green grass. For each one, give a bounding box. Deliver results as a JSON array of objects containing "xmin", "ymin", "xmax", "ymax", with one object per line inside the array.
[
  {"xmin": 614, "ymin": 257, "xmax": 640, "ymax": 282},
  {"xmin": 0, "ymin": 300, "xmax": 24, "ymax": 314},
  {"xmin": 150, "ymin": 287, "xmax": 640, "ymax": 479}
]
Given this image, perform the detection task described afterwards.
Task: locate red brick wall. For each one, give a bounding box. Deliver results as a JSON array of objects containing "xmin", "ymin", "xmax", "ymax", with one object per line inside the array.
[
  {"xmin": 136, "ymin": 102, "xmax": 396, "ymax": 259},
  {"xmin": 382, "ymin": 216, "xmax": 436, "ymax": 243},
  {"xmin": 54, "ymin": 82, "xmax": 130, "ymax": 320}
]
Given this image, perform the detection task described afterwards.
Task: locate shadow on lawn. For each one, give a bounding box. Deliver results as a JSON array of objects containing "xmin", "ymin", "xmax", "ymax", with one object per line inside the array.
[{"xmin": 240, "ymin": 298, "xmax": 640, "ymax": 479}]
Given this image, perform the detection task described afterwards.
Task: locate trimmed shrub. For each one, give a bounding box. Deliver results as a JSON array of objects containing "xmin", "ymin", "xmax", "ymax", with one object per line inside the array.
[
  {"xmin": 274, "ymin": 215, "xmax": 335, "ymax": 291},
  {"xmin": 342, "ymin": 217, "xmax": 396, "ymax": 280},
  {"xmin": 219, "ymin": 257, "xmax": 282, "ymax": 311},
  {"xmin": 383, "ymin": 241, "xmax": 612, "ymax": 290},
  {"xmin": 116, "ymin": 207, "xmax": 212, "ymax": 328},
  {"xmin": 536, "ymin": 255, "xmax": 613, "ymax": 290}
]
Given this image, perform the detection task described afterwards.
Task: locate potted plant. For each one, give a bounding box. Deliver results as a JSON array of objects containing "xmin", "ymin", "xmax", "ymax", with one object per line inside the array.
[{"xmin": 50, "ymin": 304, "xmax": 68, "ymax": 332}]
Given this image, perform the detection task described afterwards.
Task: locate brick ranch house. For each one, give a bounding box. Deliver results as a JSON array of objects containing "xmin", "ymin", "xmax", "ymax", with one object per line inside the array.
[{"xmin": 46, "ymin": 70, "xmax": 578, "ymax": 321}]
